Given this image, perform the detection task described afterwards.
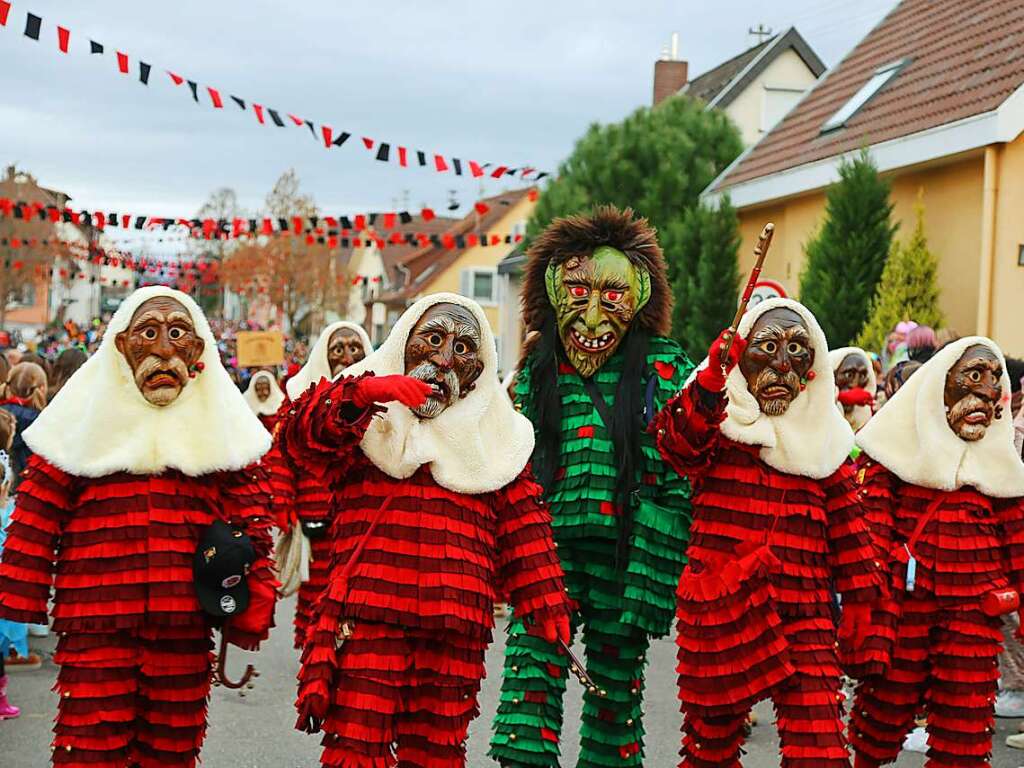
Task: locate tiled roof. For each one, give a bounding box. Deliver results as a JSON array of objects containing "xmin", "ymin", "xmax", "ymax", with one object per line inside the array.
[{"xmin": 713, "ymin": 0, "xmax": 1024, "ymax": 190}]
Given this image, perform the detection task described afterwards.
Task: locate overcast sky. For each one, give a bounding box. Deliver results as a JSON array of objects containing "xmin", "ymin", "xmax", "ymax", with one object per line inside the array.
[{"xmin": 0, "ymin": 0, "xmax": 898, "ymax": 235}]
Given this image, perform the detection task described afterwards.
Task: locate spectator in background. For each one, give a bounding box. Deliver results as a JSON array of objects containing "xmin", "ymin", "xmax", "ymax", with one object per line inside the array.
[
  {"xmin": 935, "ymin": 328, "xmax": 961, "ymax": 350},
  {"xmin": 906, "ymin": 325, "xmax": 937, "ymax": 364},
  {"xmin": 18, "ymin": 353, "xmax": 49, "ymax": 381},
  {"xmin": 0, "ymin": 363, "xmax": 47, "ymax": 492},
  {"xmin": 2, "ymin": 350, "xmax": 20, "ymax": 369},
  {"xmin": 883, "ymin": 359, "xmax": 923, "ymax": 403},
  {"xmin": 882, "ymin": 320, "xmax": 917, "ymax": 372},
  {"xmin": 47, "ymin": 347, "xmax": 88, "ymax": 404}
]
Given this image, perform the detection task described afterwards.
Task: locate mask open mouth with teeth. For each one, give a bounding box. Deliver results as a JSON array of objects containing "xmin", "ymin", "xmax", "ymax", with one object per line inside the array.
[{"xmin": 546, "ymin": 246, "xmax": 651, "ymax": 378}]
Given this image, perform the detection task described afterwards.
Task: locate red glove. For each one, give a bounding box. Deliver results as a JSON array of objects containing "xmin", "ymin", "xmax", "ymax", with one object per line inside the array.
[
  {"xmin": 295, "ymin": 694, "xmax": 328, "ymax": 734},
  {"xmin": 696, "ymin": 329, "xmax": 747, "ymax": 393},
  {"xmin": 837, "ymin": 388, "xmax": 874, "ymax": 408},
  {"xmin": 351, "ymin": 374, "xmax": 433, "ymax": 409},
  {"xmin": 838, "ymin": 602, "xmax": 872, "ymax": 648},
  {"xmin": 527, "ymin": 612, "xmax": 572, "ymax": 646}
]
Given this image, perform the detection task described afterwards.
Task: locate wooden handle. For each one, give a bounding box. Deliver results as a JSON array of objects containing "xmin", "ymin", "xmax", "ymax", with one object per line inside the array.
[
  {"xmin": 720, "ymin": 222, "xmax": 775, "ymax": 365},
  {"xmin": 559, "ymin": 639, "xmax": 607, "ymax": 697}
]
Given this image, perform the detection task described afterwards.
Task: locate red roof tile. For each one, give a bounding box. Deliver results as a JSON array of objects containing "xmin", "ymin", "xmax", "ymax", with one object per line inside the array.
[{"xmin": 713, "ymin": 0, "xmax": 1024, "ymax": 190}]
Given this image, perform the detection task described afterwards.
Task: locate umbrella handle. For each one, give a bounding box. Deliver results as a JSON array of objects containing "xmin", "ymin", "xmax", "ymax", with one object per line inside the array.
[{"xmin": 214, "ymin": 629, "xmax": 256, "ymax": 690}]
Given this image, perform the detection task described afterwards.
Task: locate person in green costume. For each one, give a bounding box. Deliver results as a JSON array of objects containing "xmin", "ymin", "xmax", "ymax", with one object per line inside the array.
[{"xmin": 490, "ymin": 206, "xmax": 693, "ymax": 768}]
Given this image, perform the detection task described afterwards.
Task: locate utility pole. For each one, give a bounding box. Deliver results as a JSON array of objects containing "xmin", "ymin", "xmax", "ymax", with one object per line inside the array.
[{"xmin": 749, "ymin": 23, "xmax": 773, "ymax": 45}]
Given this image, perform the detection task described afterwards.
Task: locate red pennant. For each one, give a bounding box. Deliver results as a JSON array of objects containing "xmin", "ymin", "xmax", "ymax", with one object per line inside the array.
[
  {"xmin": 420, "ymin": 207, "xmax": 435, "ymax": 222},
  {"xmin": 361, "ymin": 137, "xmax": 374, "ymax": 150},
  {"xmin": 231, "ymin": 218, "xmax": 243, "ymax": 238},
  {"xmin": 354, "ymin": 214, "xmax": 366, "ymax": 231},
  {"xmin": 490, "ymin": 165, "xmax": 509, "ymax": 178},
  {"xmin": 288, "ymin": 114, "xmax": 304, "ymax": 126},
  {"xmin": 328, "ymin": 236, "xmax": 338, "ymax": 249},
  {"xmin": 469, "ymin": 161, "xmax": 484, "ymax": 178},
  {"xmin": 292, "ymin": 216, "xmax": 303, "ymax": 235},
  {"xmin": 382, "ymin": 213, "xmax": 396, "ymax": 230},
  {"xmin": 116, "ymin": 52, "xmax": 129, "ymax": 74},
  {"xmin": 324, "ymin": 216, "xmax": 337, "ymax": 228},
  {"xmin": 207, "ymin": 87, "xmax": 224, "ymax": 108},
  {"xmin": 398, "ymin": 147, "xmax": 408, "ymax": 167},
  {"xmin": 253, "ymin": 104, "xmax": 265, "ymax": 124},
  {"xmin": 0, "ymin": 2, "xmax": 10, "ymax": 26},
  {"xmin": 12, "ymin": 260, "xmax": 22, "ymax": 270},
  {"xmin": 168, "ymin": 71, "xmax": 184, "ymax": 85},
  {"xmin": 466, "ymin": 233, "xmax": 479, "ymax": 247},
  {"xmin": 57, "ymin": 26, "xmax": 70, "ymax": 53},
  {"xmin": 490, "ymin": 235, "xmax": 501, "ymax": 245},
  {"xmin": 434, "ymin": 155, "xmax": 449, "ymax": 172},
  {"xmin": 321, "ymin": 125, "xmax": 333, "ymax": 148},
  {"xmin": 528, "ymin": 189, "xmax": 539, "ymax": 202},
  {"xmin": 122, "ymin": 214, "xmax": 131, "ymax": 228},
  {"xmin": 261, "ymin": 218, "xmax": 273, "ymax": 235},
  {"xmin": 47, "ymin": 207, "xmax": 59, "ymax": 222},
  {"xmin": 353, "ymin": 237, "xmax": 362, "ymax": 247},
  {"xmin": 389, "ymin": 232, "xmax": 403, "ymax": 244},
  {"xmin": 442, "ymin": 233, "xmax": 455, "ymax": 249},
  {"xmin": 305, "ymin": 234, "xmax": 314, "ymax": 245},
  {"xmin": 474, "ymin": 202, "xmax": 490, "ymax": 215},
  {"xmin": 95, "ymin": 212, "xmax": 106, "ymax": 229},
  {"xmin": 10, "ymin": 238, "xmax": 20, "ymax": 249}
]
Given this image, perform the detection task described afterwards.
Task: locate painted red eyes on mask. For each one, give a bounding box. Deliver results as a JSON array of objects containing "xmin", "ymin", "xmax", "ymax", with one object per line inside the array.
[
  {"xmin": 568, "ymin": 285, "xmax": 588, "ymax": 298},
  {"xmin": 603, "ymin": 290, "xmax": 623, "ymax": 303},
  {"xmin": 567, "ymin": 285, "xmax": 624, "ymax": 302}
]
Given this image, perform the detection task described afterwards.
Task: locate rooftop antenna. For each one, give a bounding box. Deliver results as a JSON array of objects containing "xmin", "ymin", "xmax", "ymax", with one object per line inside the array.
[{"xmin": 749, "ymin": 24, "xmax": 773, "ymax": 45}]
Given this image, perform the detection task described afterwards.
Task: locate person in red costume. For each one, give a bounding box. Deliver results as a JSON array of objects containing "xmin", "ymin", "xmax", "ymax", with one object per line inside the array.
[
  {"xmin": 849, "ymin": 336, "xmax": 1024, "ymax": 768},
  {"xmin": 279, "ymin": 293, "xmax": 571, "ymax": 768},
  {"xmin": 0, "ymin": 286, "xmax": 278, "ymax": 768},
  {"xmin": 243, "ymin": 369, "xmax": 286, "ymax": 432},
  {"xmin": 652, "ymin": 297, "xmax": 886, "ymax": 768},
  {"xmin": 275, "ymin": 321, "xmax": 374, "ymax": 647}
]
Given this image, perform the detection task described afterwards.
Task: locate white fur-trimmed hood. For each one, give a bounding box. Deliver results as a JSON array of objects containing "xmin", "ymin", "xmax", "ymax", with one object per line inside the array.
[
  {"xmin": 857, "ymin": 336, "xmax": 1024, "ymax": 497},
  {"xmin": 244, "ymin": 370, "xmax": 286, "ymax": 416},
  {"xmin": 343, "ymin": 292, "xmax": 534, "ymax": 495},
  {"xmin": 829, "ymin": 346, "xmax": 877, "ymax": 432},
  {"xmin": 24, "ymin": 286, "xmax": 272, "ymax": 477},
  {"xmin": 286, "ymin": 321, "xmax": 373, "ymax": 400}
]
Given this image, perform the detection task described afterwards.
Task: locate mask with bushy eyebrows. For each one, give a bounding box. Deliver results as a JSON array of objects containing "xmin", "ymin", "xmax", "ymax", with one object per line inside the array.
[
  {"xmin": 945, "ymin": 344, "xmax": 1004, "ymax": 441},
  {"xmin": 739, "ymin": 308, "xmax": 815, "ymax": 417},
  {"xmin": 403, "ymin": 303, "xmax": 484, "ymax": 419}
]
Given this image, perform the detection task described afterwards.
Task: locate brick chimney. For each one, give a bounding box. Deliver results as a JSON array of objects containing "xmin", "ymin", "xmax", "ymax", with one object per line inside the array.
[{"xmin": 652, "ymin": 32, "xmax": 688, "ymax": 106}]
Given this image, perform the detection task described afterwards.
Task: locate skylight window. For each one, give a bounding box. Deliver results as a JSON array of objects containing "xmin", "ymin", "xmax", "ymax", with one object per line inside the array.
[{"xmin": 821, "ymin": 59, "xmax": 907, "ymax": 133}]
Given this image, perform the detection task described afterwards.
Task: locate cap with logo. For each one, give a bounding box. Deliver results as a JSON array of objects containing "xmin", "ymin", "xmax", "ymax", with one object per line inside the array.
[{"xmin": 193, "ymin": 519, "xmax": 255, "ymax": 618}]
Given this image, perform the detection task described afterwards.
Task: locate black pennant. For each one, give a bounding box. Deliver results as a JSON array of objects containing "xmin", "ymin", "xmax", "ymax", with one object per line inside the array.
[
  {"xmin": 416, "ymin": 151, "xmax": 427, "ymax": 167},
  {"xmin": 340, "ymin": 216, "xmax": 353, "ymax": 230},
  {"xmin": 139, "ymin": 62, "xmax": 151, "ymax": 85},
  {"xmin": 375, "ymin": 143, "xmax": 390, "ymax": 162},
  {"xmin": 452, "ymin": 158, "xmax": 463, "ymax": 176},
  {"xmin": 277, "ymin": 218, "xmax": 288, "ymax": 231},
  {"xmin": 89, "ymin": 40, "xmax": 104, "ymax": 54},
  {"xmin": 304, "ymin": 120, "xmax": 316, "ymax": 139},
  {"xmin": 24, "ymin": 13, "xmax": 41, "ymax": 40},
  {"xmin": 186, "ymin": 80, "xmax": 199, "ymax": 102},
  {"xmin": 267, "ymin": 108, "xmax": 285, "ymax": 127},
  {"xmin": 399, "ymin": 211, "xmax": 412, "ymax": 224},
  {"xmin": 231, "ymin": 96, "xmax": 246, "ymax": 110},
  {"xmin": 332, "ymin": 131, "xmax": 351, "ymax": 147},
  {"xmin": 134, "ymin": 216, "xmax": 146, "ymax": 229}
]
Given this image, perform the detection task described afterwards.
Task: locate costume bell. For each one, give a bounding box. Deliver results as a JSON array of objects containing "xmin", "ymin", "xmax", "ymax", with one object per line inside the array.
[
  {"xmin": 279, "ymin": 294, "xmax": 572, "ymax": 768},
  {"xmin": 491, "ymin": 207, "xmax": 694, "ymax": 768},
  {"xmin": 0, "ymin": 286, "xmax": 278, "ymax": 768},
  {"xmin": 652, "ymin": 298, "xmax": 886, "ymax": 768},
  {"xmin": 849, "ymin": 337, "xmax": 1024, "ymax": 768}
]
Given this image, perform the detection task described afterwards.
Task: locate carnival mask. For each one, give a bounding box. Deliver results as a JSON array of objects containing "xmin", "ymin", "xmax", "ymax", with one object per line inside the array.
[
  {"xmin": 545, "ymin": 246, "xmax": 650, "ymax": 378},
  {"xmin": 404, "ymin": 303, "xmax": 484, "ymax": 419},
  {"xmin": 739, "ymin": 308, "xmax": 815, "ymax": 417},
  {"xmin": 945, "ymin": 344, "xmax": 1003, "ymax": 441},
  {"xmin": 115, "ymin": 296, "xmax": 205, "ymax": 407},
  {"xmin": 254, "ymin": 377, "xmax": 271, "ymax": 402},
  {"xmin": 835, "ymin": 352, "xmax": 870, "ymax": 415},
  {"xmin": 327, "ymin": 328, "xmax": 366, "ymax": 376}
]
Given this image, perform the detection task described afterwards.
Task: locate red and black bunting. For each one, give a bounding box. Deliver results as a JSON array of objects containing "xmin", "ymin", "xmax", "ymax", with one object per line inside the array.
[{"xmin": 0, "ymin": 2, "xmax": 549, "ymax": 181}]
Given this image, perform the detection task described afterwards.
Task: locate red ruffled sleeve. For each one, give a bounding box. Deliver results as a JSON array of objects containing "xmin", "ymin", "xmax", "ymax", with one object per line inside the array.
[
  {"xmin": 0, "ymin": 456, "xmax": 74, "ymax": 624},
  {"xmin": 218, "ymin": 464, "xmax": 279, "ymax": 651},
  {"xmin": 651, "ymin": 381, "xmax": 726, "ymax": 485},
  {"xmin": 857, "ymin": 457, "xmax": 897, "ymax": 555},
  {"xmin": 277, "ymin": 374, "xmax": 382, "ymax": 487},
  {"xmin": 263, "ymin": 434, "xmax": 297, "ymax": 532},
  {"xmin": 494, "ymin": 467, "xmax": 572, "ymax": 635},
  {"xmin": 999, "ymin": 497, "xmax": 1024, "ymax": 596},
  {"xmin": 824, "ymin": 462, "xmax": 887, "ymax": 604}
]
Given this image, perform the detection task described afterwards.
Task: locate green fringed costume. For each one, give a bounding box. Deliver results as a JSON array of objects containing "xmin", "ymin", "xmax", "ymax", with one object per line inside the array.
[{"xmin": 490, "ymin": 207, "xmax": 694, "ymax": 768}]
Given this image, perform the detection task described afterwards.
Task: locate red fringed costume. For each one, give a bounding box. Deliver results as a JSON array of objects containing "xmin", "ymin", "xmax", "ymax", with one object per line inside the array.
[
  {"xmin": 280, "ymin": 374, "xmax": 571, "ymax": 768},
  {"xmin": 653, "ymin": 381, "xmax": 885, "ymax": 768},
  {"xmin": 0, "ymin": 460, "xmax": 276, "ymax": 768}
]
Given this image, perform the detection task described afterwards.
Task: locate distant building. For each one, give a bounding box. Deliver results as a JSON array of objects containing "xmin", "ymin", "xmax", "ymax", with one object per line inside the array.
[
  {"xmin": 702, "ymin": 0, "xmax": 1024, "ymax": 356},
  {"xmin": 653, "ymin": 27, "xmax": 826, "ymax": 146}
]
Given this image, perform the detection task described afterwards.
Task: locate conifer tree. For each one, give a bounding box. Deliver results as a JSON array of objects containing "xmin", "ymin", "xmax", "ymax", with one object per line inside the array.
[
  {"xmin": 856, "ymin": 196, "xmax": 943, "ymax": 353},
  {"xmin": 799, "ymin": 149, "xmax": 897, "ymax": 346}
]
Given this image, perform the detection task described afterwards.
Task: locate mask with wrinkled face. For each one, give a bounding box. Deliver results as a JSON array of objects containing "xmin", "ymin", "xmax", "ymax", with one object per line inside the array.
[
  {"xmin": 835, "ymin": 352, "xmax": 870, "ymax": 417},
  {"xmin": 739, "ymin": 308, "xmax": 815, "ymax": 417},
  {"xmin": 545, "ymin": 246, "xmax": 650, "ymax": 378},
  {"xmin": 945, "ymin": 344, "xmax": 1004, "ymax": 441},
  {"xmin": 327, "ymin": 328, "xmax": 366, "ymax": 377},
  {"xmin": 254, "ymin": 377, "xmax": 271, "ymax": 402},
  {"xmin": 403, "ymin": 303, "xmax": 485, "ymax": 419},
  {"xmin": 115, "ymin": 296, "xmax": 205, "ymax": 407}
]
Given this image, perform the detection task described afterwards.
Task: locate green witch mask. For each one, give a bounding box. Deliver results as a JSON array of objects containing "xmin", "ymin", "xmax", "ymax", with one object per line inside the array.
[{"xmin": 545, "ymin": 246, "xmax": 651, "ymax": 378}]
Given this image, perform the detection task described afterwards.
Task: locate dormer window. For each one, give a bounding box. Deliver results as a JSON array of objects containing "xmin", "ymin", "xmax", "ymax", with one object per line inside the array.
[{"xmin": 821, "ymin": 59, "xmax": 908, "ymax": 134}]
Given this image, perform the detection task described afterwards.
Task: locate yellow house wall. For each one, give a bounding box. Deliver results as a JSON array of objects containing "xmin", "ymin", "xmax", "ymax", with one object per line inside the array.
[
  {"xmin": 417, "ymin": 194, "xmax": 535, "ymax": 348},
  {"xmin": 735, "ymin": 154, "xmax": 985, "ymax": 346},
  {"xmin": 724, "ymin": 49, "xmax": 821, "ymax": 147},
  {"xmin": 990, "ymin": 135, "xmax": 1024, "ymax": 357}
]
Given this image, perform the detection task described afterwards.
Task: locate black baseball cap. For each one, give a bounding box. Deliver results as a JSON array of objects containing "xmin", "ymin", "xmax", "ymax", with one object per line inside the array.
[{"xmin": 193, "ymin": 520, "xmax": 255, "ymax": 618}]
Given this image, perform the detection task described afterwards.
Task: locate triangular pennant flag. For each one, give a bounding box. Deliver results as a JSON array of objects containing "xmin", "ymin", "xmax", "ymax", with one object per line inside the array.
[
  {"xmin": 57, "ymin": 26, "xmax": 70, "ymax": 53},
  {"xmin": 116, "ymin": 52, "xmax": 129, "ymax": 74},
  {"xmin": 167, "ymin": 70, "xmax": 184, "ymax": 85},
  {"xmin": 267, "ymin": 108, "xmax": 285, "ymax": 127},
  {"xmin": 421, "ymin": 207, "xmax": 436, "ymax": 222},
  {"xmin": 304, "ymin": 120, "xmax": 316, "ymax": 139},
  {"xmin": 252, "ymin": 104, "xmax": 265, "ymax": 124},
  {"xmin": 321, "ymin": 125, "xmax": 333, "ymax": 148},
  {"xmin": 24, "ymin": 13, "xmax": 41, "ymax": 41},
  {"xmin": 417, "ymin": 151, "xmax": 427, "ymax": 166},
  {"xmin": 332, "ymin": 131, "xmax": 350, "ymax": 147},
  {"xmin": 362, "ymin": 137, "xmax": 375, "ymax": 150},
  {"xmin": 288, "ymin": 114, "xmax": 304, "ymax": 126},
  {"xmin": 230, "ymin": 95, "xmax": 246, "ymax": 110},
  {"xmin": 474, "ymin": 202, "xmax": 490, "ymax": 215},
  {"xmin": 375, "ymin": 143, "xmax": 390, "ymax": 162},
  {"xmin": 207, "ymin": 87, "xmax": 223, "ymax": 108},
  {"xmin": 434, "ymin": 155, "xmax": 449, "ymax": 172},
  {"xmin": 490, "ymin": 165, "xmax": 509, "ymax": 178},
  {"xmin": 452, "ymin": 158, "xmax": 463, "ymax": 176},
  {"xmin": 0, "ymin": 2, "xmax": 10, "ymax": 27},
  {"xmin": 469, "ymin": 161, "xmax": 485, "ymax": 178},
  {"xmin": 397, "ymin": 146, "xmax": 408, "ymax": 167},
  {"xmin": 139, "ymin": 62, "xmax": 151, "ymax": 84},
  {"xmin": 186, "ymin": 80, "xmax": 199, "ymax": 102}
]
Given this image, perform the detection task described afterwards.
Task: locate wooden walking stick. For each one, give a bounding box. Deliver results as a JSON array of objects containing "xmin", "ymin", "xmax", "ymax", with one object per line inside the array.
[
  {"xmin": 559, "ymin": 640, "xmax": 607, "ymax": 697},
  {"xmin": 719, "ymin": 223, "xmax": 776, "ymax": 375}
]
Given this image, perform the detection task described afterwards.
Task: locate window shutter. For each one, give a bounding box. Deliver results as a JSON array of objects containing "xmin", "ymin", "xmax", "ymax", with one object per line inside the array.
[{"xmin": 460, "ymin": 269, "xmax": 472, "ymax": 298}]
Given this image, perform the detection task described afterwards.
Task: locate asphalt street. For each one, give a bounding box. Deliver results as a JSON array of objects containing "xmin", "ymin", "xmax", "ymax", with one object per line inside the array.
[{"xmin": 2, "ymin": 596, "xmax": 1022, "ymax": 767}]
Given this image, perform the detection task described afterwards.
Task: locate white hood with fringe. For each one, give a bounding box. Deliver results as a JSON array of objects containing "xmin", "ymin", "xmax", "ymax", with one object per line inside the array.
[
  {"xmin": 244, "ymin": 370, "xmax": 286, "ymax": 416},
  {"xmin": 286, "ymin": 321, "xmax": 373, "ymax": 400},
  {"xmin": 829, "ymin": 346, "xmax": 877, "ymax": 432}
]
